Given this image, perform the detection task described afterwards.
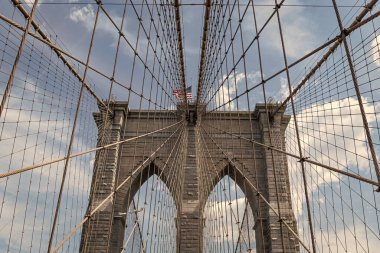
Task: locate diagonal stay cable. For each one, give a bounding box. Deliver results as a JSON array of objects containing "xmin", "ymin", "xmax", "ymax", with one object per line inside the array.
[
  {"xmin": 195, "ymin": 0, "xmax": 211, "ymax": 107},
  {"xmin": 330, "ymin": 0, "xmax": 380, "ymax": 191},
  {"xmin": 94, "ymin": 0, "xmax": 179, "ymax": 106},
  {"xmin": 173, "ymin": 0, "xmax": 189, "ymax": 112},
  {"xmin": 203, "ymin": 122, "xmax": 380, "ymax": 188},
  {"xmin": 204, "ymin": 6, "xmax": 380, "ymax": 112},
  {"xmin": 6, "ymin": 0, "xmax": 180, "ymax": 112},
  {"xmin": 233, "ymin": 200, "xmax": 249, "ymax": 253},
  {"xmin": 0, "ymin": 121, "xmax": 182, "ymax": 179},
  {"xmin": 128, "ymin": 0, "xmax": 181, "ymax": 103},
  {"xmin": 274, "ymin": 0, "xmax": 316, "ymax": 251},
  {"xmin": 0, "ymin": 0, "xmax": 39, "ymax": 117},
  {"xmin": 208, "ymin": 8, "xmax": 380, "ymax": 112},
  {"xmin": 273, "ymin": 0, "xmax": 379, "ymax": 115},
  {"xmin": 132, "ymin": 199, "xmax": 147, "ymax": 253},
  {"xmin": 202, "ymin": 0, "xmax": 255, "ymax": 109},
  {"xmin": 51, "ymin": 121, "xmax": 184, "ymax": 253},
  {"xmin": 198, "ymin": 0, "xmax": 285, "ymax": 107},
  {"xmin": 120, "ymin": 221, "xmax": 138, "ymax": 252},
  {"xmin": 0, "ymin": 11, "xmax": 172, "ymax": 111},
  {"xmin": 6, "ymin": 5, "xmax": 378, "ymax": 113},
  {"xmin": 47, "ymin": 4, "xmax": 100, "ymax": 251},
  {"xmin": 198, "ymin": 126, "xmax": 252, "ymax": 249},
  {"xmin": 9, "ymin": 0, "xmax": 110, "ymax": 113},
  {"xmin": 198, "ymin": 0, "xmax": 242, "ymax": 107}
]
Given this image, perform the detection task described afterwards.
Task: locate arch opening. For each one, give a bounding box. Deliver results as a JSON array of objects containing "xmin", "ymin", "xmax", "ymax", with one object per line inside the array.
[
  {"xmin": 122, "ymin": 173, "xmax": 177, "ymax": 253},
  {"xmin": 203, "ymin": 175, "xmax": 257, "ymax": 253}
]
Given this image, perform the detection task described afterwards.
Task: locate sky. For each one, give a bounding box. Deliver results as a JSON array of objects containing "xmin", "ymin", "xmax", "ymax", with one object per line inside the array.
[{"xmin": 1, "ymin": 0, "xmax": 380, "ymax": 252}]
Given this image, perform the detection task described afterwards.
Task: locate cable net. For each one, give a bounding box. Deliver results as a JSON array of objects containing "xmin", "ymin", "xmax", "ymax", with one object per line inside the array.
[{"xmin": 0, "ymin": 1, "xmax": 380, "ymax": 253}]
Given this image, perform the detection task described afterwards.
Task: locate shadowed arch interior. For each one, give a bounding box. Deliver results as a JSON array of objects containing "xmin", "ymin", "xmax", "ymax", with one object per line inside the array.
[
  {"xmin": 104, "ymin": 159, "xmax": 179, "ymax": 252},
  {"xmin": 202, "ymin": 162, "xmax": 259, "ymax": 214},
  {"xmin": 123, "ymin": 160, "xmax": 180, "ymax": 213},
  {"xmin": 202, "ymin": 161, "xmax": 272, "ymax": 253}
]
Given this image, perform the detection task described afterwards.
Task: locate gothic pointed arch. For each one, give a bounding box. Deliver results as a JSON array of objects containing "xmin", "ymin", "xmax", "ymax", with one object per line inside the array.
[
  {"xmin": 109, "ymin": 159, "xmax": 179, "ymax": 253},
  {"xmin": 201, "ymin": 160, "xmax": 268, "ymax": 252},
  {"xmin": 122, "ymin": 159, "xmax": 180, "ymax": 212},
  {"xmin": 202, "ymin": 160, "xmax": 260, "ymax": 213}
]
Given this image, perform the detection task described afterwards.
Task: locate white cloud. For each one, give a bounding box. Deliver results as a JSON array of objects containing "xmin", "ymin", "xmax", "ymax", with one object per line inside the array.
[
  {"xmin": 69, "ymin": 4, "xmax": 120, "ymax": 38},
  {"xmin": 295, "ymin": 97, "xmax": 377, "ymax": 171},
  {"xmin": 279, "ymin": 76, "xmax": 289, "ymax": 101},
  {"xmin": 204, "ymin": 196, "xmax": 255, "ymax": 250},
  {"xmin": 0, "ymin": 78, "xmax": 95, "ymax": 251},
  {"xmin": 68, "ymin": 4, "xmax": 141, "ymax": 57},
  {"xmin": 26, "ymin": 0, "xmax": 78, "ymax": 7},
  {"xmin": 216, "ymin": 77, "xmax": 237, "ymax": 110},
  {"xmin": 279, "ymin": 13, "xmax": 317, "ymax": 59},
  {"xmin": 243, "ymin": 0, "xmax": 317, "ymax": 59},
  {"xmin": 215, "ymin": 71, "xmax": 262, "ymax": 110},
  {"xmin": 69, "ymin": 5, "xmax": 94, "ymax": 25},
  {"xmin": 371, "ymin": 34, "xmax": 380, "ymax": 67},
  {"xmin": 288, "ymin": 97, "xmax": 379, "ymax": 217},
  {"xmin": 313, "ymin": 221, "xmax": 380, "ymax": 252},
  {"xmin": 24, "ymin": 0, "xmax": 41, "ymax": 8}
]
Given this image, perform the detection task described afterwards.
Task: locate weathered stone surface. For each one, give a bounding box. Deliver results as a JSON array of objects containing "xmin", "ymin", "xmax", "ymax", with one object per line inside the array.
[{"xmin": 80, "ymin": 102, "xmax": 299, "ymax": 253}]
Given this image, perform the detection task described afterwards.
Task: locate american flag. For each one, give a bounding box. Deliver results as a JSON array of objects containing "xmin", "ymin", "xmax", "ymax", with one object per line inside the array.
[{"xmin": 173, "ymin": 86, "xmax": 192, "ymax": 100}]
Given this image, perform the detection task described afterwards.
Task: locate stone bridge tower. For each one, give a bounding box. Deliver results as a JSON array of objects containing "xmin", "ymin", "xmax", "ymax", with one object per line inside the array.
[{"xmin": 79, "ymin": 102, "xmax": 299, "ymax": 253}]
